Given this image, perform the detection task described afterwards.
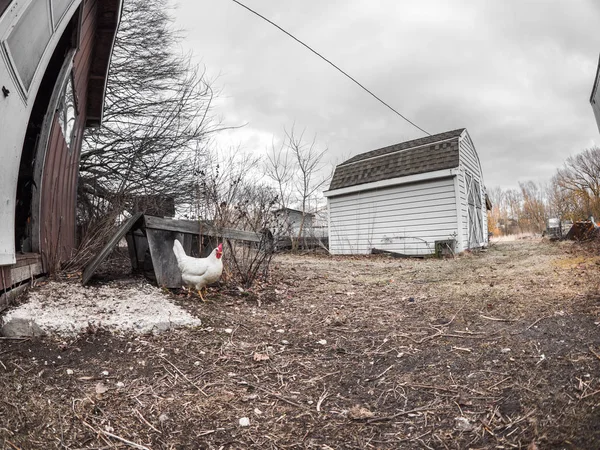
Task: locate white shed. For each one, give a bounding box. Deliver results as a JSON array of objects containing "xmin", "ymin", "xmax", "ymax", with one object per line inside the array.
[
  {"xmin": 323, "ymin": 128, "xmax": 488, "ymax": 256},
  {"xmin": 274, "ymin": 208, "xmax": 314, "ymax": 236}
]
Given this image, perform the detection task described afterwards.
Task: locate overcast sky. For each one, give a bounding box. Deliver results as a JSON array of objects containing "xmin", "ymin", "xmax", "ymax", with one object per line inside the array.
[{"xmin": 173, "ymin": 0, "xmax": 600, "ymax": 190}]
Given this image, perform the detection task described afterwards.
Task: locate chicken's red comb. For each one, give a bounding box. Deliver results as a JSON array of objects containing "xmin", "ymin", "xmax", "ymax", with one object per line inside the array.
[{"xmin": 217, "ymin": 243, "xmax": 223, "ymax": 251}]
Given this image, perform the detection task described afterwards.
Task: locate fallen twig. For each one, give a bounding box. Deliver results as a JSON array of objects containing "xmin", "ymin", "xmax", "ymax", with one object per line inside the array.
[
  {"xmin": 365, "ymin": 364, "xmax": 394, "ymax": 382},
  {"xmin": 305, "ymin": 371, "xmax": 340, "ymax": 384},
  {"xmin": 80, "ymin": 419, "xmax": 150, "ymax": 450},
  {"xmin": 442, "ymin": 333, "xmax": 493, "ymax": 340},
  {"xmin": 401, "ymin": 383, "xmax": 458, "ymax": 393},
  {"xmin": 4, "ymin": 439, "xmax": 21, "ymax": 450},
  {"xmin": 451, "ymin": 346, "xmax": 472, "ymax": 353},
  {"xmin": 197, "ymin": 429, "xmax": 218, "ymax": 436},
  {"xmin": 488, "ymin": 376, "xmax": 512, "ymax": 390},
  {"xmin": 102, "ymin": 430, "xmax": 150, "ymax": 450},
  {"xmin": 436, "ymin": 305, "xmax": 465, "ymax": 328},
  {"xmin": 498, "ymin": 408, "xmax": 537, "ymax": 431},
  {"xmin": 134, "ymin": 408, "xmax": 161, "ymax": 434},
  {"xmin": 480, "ymin": 315, "xmax": 516, "ymax": 322},
  {"xmin": 316, "ymin": 389, "xmax": 329, "ymax": 412},
  {"xmin": 408, "ymin": 329, "xmax": 444, "ymax": 344},
  {"xmin": 241, "ymin": 381, "xmax": 307, "ymax": 409},
  {"xmin": 589, "ymin": 346, "xmax": 600, "ymax": 362},
  {"xmin": 367, "ymin": 403, "xmax": 440, "ymax": 423},
  {"xmin": 526, "ymin": 316, "xmax": 550, "ymax": 330},
  {"xmin": 580, "ymin": 388, "xmax": 600, "ymax": 400},
  {"xmin": 160, "ymin": 356, "xmax": 208, "ymax": 397}
]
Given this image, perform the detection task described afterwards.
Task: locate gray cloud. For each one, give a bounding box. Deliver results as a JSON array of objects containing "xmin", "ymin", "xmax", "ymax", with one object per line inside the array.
[{"xmin": 174, "ymin": 0, "xmax": 600, "ymax": 189}]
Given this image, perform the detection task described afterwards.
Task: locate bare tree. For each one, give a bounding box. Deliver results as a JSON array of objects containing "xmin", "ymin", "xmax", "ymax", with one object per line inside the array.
[
  {"xmin": 79, "ymin": 0, "xmax": 220, "ymax": 228},
  {"xmin": 485, "ymin": 187, "xmax": 524, "ymax": 236},
  {"xmin": 486, "ymin": 186, "xmax": 504, "ymax": 236},
  {"xmin": 519, "ymin": 181, "xmax": 547, "ymax": 233},
  {"xmin": 264, "ymin": 126, "xmax": 330, "ymax": 250},
  {"xmin": 547, "ymin": 173, "xmax": 580, "ymax": 225},
  {"xmin": 289, "ymin": 128, "xmax": 329, "ymax": 248},
  {"xmin": 504, "ymin": 189, "xmax": 523, "ymax": 232},
  {"xmin": 264, "ymin": 138, "xmax": 295, "ymax": 211},
  {"xmin": 556, "ymin": 147, "xmax": 600, "ymax": 219}
]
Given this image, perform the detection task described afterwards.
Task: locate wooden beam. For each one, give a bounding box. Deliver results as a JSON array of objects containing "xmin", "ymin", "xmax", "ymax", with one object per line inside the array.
[
  {"xmin": 10, "ymin": 263, "xmax": 43, "ymax": 285},
  {"xmin": 144, "ymin": 216, "xmax": 262, "ymax": 243},
  {"xmin": 81, "ymin": 213, "xmax": 144, "ymax": 285}
]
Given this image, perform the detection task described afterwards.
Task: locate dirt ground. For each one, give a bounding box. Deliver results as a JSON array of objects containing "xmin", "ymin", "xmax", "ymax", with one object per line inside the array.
[{"xmin": 2, "ymin": 239, "xmax": 600, "ymax": 449}]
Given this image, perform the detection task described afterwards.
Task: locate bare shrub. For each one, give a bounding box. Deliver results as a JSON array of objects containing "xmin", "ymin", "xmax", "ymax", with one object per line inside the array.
[{"xmin": 195, "ymin": 149, "xmax": 283, "ymax": 288}]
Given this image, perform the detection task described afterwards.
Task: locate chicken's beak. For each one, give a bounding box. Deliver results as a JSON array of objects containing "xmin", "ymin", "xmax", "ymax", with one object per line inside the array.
[{"xmin": 216, "ymin": 244, "xmax": 223, "ymax": 259}]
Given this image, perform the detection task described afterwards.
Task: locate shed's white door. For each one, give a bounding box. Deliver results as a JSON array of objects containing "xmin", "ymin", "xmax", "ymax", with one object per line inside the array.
[{"xmin": 466, "ymin": 173, "xmax": 483, "ymax": 248}]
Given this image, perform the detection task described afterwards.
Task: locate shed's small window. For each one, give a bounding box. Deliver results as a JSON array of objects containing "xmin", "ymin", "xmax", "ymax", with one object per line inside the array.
[{"xmin": 57, "ymin": 73, "xmax": 77, "ymax": 148}]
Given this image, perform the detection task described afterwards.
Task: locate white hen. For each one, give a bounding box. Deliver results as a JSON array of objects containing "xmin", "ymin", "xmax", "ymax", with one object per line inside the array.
[{"xmin": 173, "ymin": 239, "xmax": 223, "ymax": 301}]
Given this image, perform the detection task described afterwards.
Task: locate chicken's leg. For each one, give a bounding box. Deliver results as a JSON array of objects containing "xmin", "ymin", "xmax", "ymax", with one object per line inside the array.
[{"xmin": 197, "ymin": 288, "xmax": 207, "ymax": 302}]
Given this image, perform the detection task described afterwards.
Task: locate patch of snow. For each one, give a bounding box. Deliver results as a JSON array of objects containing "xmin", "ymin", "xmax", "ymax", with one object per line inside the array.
[{"xmin": 1, "ymin": 281, "xmax": 201, "ymax": 337}]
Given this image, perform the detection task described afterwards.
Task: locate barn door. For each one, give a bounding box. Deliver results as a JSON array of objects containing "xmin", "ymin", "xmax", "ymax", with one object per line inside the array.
[{"xmin": 466, "ymin": 173, "xmax": 483, "ymax": 248}]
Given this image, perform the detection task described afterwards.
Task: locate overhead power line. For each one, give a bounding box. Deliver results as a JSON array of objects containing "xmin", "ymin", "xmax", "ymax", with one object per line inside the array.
[{"xmin": 230, "ymin": 0, "xmax": 431, "ymax": 136}]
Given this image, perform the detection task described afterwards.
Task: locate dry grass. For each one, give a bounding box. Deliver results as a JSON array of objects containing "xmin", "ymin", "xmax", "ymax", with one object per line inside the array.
[{"xmin": 1, "ymin": 239, "xmax": 600, "ymax": 449}]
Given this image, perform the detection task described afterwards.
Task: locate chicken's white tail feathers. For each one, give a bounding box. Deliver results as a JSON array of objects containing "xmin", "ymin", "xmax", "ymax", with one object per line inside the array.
[{"xmin": 172, "ymin": 239, "xmax": 187, "ymax": 264}]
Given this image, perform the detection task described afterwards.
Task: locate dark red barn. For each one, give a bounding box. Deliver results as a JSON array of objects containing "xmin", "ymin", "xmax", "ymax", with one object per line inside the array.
[{"xmin": 0, "ymin": 0, "xmax": 122, "ymax": 299}]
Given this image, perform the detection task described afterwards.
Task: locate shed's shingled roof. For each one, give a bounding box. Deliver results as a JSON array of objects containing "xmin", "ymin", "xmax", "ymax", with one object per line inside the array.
[{"xmin": 328, "ymin": 128, "xmax": 465, "ymax": 191}]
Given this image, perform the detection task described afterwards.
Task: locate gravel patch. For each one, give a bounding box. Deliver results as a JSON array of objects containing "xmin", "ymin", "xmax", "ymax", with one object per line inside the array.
[{"xmin": 1, "ymin": 280, "xmax": 201, "ymax": 337}]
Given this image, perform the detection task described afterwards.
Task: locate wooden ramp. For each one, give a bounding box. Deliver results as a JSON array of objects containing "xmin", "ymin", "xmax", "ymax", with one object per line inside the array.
[{"xmin": 81, "ymin": 213, "xmax": 144, "ymax": 285}]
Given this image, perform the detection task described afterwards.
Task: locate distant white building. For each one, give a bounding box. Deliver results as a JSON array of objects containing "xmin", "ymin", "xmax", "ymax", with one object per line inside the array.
[
  {"xmin": 274, "ymin": 208, "xmax": 314, "ymax": 237},
  {"xmin": 311, "ymin": 206, "xmax": 329, "ymax": 238},
  {"xmin": 324, "ymin": 129, "xmax": 488, "ymax": 256}
]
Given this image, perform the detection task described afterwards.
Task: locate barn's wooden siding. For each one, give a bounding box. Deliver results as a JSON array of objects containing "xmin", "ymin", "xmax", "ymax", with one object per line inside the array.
[
  {"xmin": 0, "ymin": 254, "xmax": 42, "ymax": 291},
  {"xmin": 328, "ymin": 177, "xmax": 458, "ymax": 255},
  {"xmin": 39, "ymin": 0, "xmax": 97, "ymax": 267},
  {"xmin": 457, "ymin": 131, "xmax": 487, "ymax": 249}
]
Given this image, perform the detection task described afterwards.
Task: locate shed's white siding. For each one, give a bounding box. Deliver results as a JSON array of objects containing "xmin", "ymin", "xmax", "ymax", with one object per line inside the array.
[
  {"xmin": 328, "ymin": 177, "xmax": 458, "ymax": 255},
  {"xmin": 458, "ymin": 131, "xmax": 488, "ymax": 249},
  {"xmin": 592, "ymin": 82, "xmax": 600, "ymax": 135},
  {"xmin": 592, "ymin": 56, "xmax": 600, "ymax": 134},
  {"xmin": 593, "ymin": 96, "xmax": 600, "ymax": 134}
]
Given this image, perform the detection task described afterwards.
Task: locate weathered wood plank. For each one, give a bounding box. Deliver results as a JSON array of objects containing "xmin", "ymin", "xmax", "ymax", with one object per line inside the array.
[
  {"xmin": 10, "ymin": 263, "xmax": 43, "ymax": 285},
  {"xmin": 13, "ymin": 253, "xmax": 42, "ymax": 268},
  {"xmin": 82, "ymin": 213, "xmax": 144, "ymax": 285},
  {"xmin": 0, "ymin": 266, "xmax": 11, "ymax": 290},
  {"xmin": 125, "ymin": 230, "xmax": 148, "ymax": 272},
  {"xmin": 144, "ymin": 216, "xmax": 262, "ymax": 243},
  {"xmin": 146, "ymin": 229, "xmax": 188, "ymax": 289}
]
